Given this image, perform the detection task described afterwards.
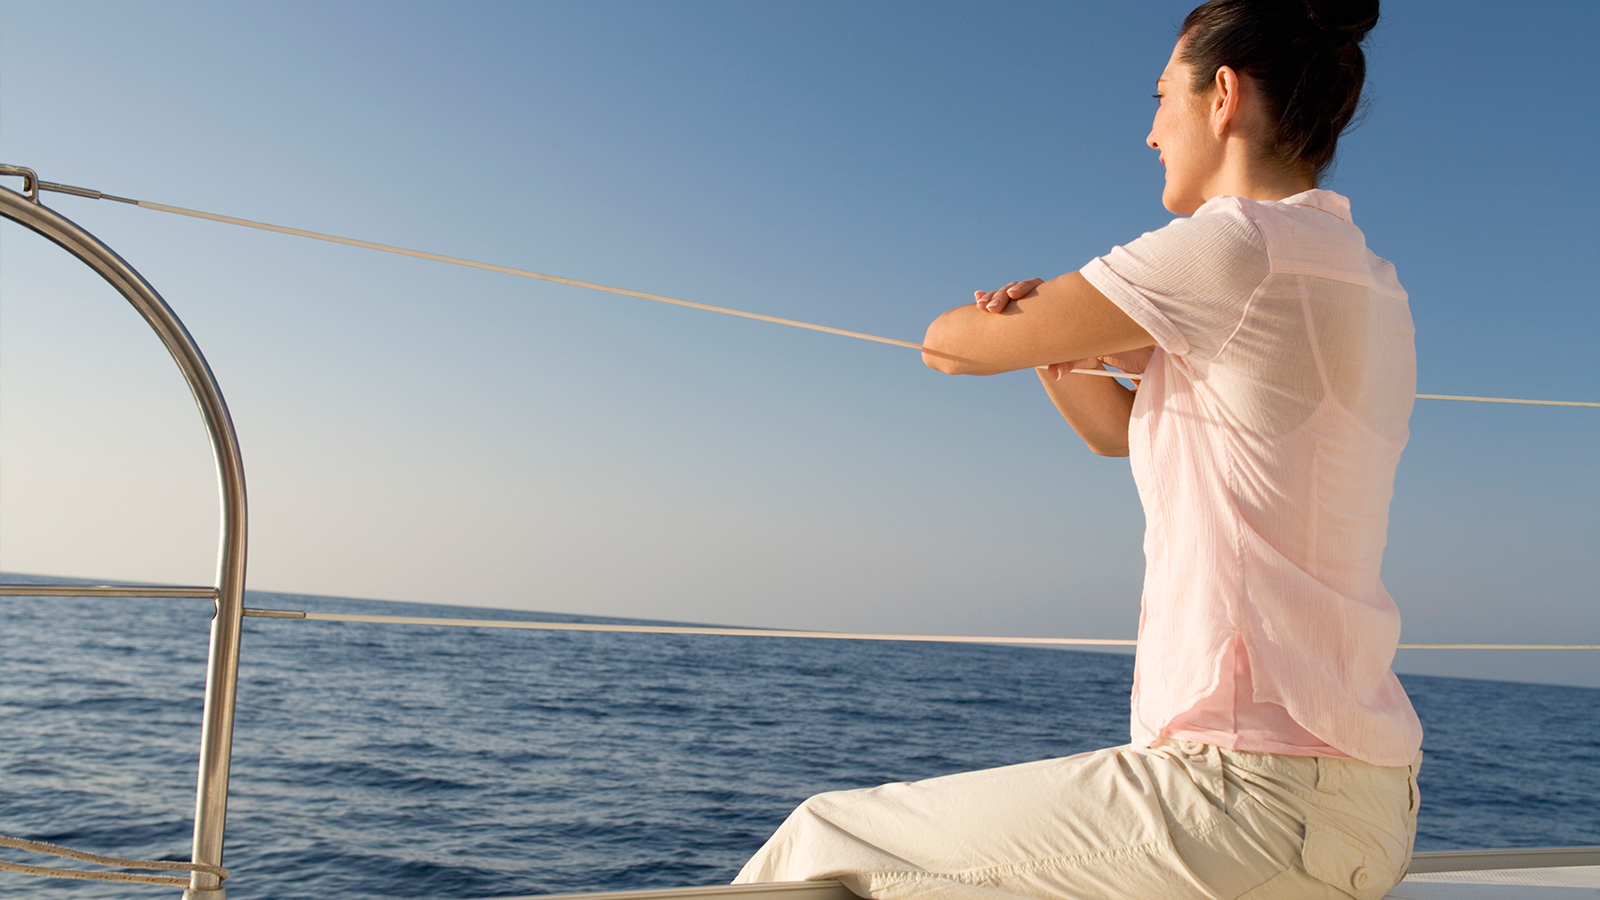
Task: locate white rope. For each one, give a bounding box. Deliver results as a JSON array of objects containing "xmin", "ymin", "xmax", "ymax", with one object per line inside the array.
[
  {"xmin": 0, "ymin": 834, "xmax": 226, "ymax": 887},
  {"xmin": 134, "ymin": 199, "xmax": 923, "ymax": 351},
  {"xmin": 34, "ymin": 182, "xmax": 1597, "ymax": 410},
  {"xmin": 241, "ymin": 609, "xmax": 1599, "ymax": 649},
  {"xmin": 1415, "ymin": 393, "xmax": 1599, "ymax": 408},
  {"xmin": 1066, "ymin": 368, "xmax": 1142, "ymax": 381}
]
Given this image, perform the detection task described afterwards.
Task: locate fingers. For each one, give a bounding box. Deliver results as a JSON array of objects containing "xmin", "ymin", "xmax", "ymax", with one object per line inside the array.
[
  {"xmin": 986, "ymin": 283, "xmax": 1018, "ymax": 311},
  {"xmin": 1097, "ymin": 346, "xmax": 1155, "ymax": 375},
  {"xmin": 975, "ymin": 278, "xmax": 1042, "ymax": 313},
  {"xmin": 1009, "ymin": 277, "xmax": 1044, "ymax": 297},
  {"xmin": 975, "ymin": 283, "xmax": 1019, "ymax": 311},
  {"xmin": 1037, "ymin": 358, "xmax": 1107, "ymax": 382}
]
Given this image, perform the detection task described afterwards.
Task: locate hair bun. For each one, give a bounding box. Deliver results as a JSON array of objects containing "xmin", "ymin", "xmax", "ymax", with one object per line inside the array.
[{"xmin": 1302, "ymin": 0, "xmax": 1379, "ymax": 41}]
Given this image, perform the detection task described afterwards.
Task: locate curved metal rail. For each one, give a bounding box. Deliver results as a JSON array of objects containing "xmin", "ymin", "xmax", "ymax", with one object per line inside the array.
[{"xmin": 0, "ymin": 166, "xmax": 247, "ymax": 899}]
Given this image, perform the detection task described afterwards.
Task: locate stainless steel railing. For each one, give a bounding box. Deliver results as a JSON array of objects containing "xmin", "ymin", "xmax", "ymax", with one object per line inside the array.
[{"xmin": 0, "ymin": 165, "xmax": 247, "ymax": 899}]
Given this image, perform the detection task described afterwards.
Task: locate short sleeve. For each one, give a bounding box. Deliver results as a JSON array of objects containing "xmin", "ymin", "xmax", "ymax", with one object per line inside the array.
[{"xmin": 1080, "ymin": 198, "xmax": 1269, "ymax": 361}]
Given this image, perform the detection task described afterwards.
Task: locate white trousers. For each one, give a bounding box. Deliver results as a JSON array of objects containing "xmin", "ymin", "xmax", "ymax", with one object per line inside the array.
[{"xmin": 734, "ymin": 741, "xmax": 1420, "ymax": 900}]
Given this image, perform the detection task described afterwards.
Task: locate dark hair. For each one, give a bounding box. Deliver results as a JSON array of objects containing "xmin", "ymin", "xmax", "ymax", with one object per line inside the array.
[{"xmin": 1179, "ymin": 0, "xmax": 1378, "ymax": 181}]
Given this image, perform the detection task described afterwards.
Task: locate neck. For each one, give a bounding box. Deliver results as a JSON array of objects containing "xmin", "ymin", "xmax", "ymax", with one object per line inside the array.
[{"xmin": 1205, "ymin": 139, "xmax": 1316, "ymax": 204}]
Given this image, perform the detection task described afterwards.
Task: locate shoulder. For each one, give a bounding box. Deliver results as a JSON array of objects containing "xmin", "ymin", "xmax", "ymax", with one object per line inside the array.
[
  {"xmin": 1081, "ymin": 199, "xmax": 1273, "ymax": 360},
  {"xmin": 1128, "ymin": 197, "xmax": 1268, "ymax": 271},
  {"xmin": 1094, "ymin": 198, "xmax": 1269, "ymax": 292}
]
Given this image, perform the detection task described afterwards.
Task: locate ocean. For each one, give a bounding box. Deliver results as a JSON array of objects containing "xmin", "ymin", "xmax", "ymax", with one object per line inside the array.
[{"xmin": 1, "ymin": 584, "xmax": 1596, "ymax": 899}]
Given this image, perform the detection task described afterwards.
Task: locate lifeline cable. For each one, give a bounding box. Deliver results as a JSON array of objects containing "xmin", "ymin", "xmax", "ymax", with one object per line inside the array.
[
  {"xmin": 22, "ymin": 177, "xmax": 1600, "ymax": 410},
  {"xmin": 0, "ymin": 588, "xmax": 1588, "ymax": 649},
  {"xmin": 239, "ymin": 608, "xmax": 1600, "ymax": 650}
]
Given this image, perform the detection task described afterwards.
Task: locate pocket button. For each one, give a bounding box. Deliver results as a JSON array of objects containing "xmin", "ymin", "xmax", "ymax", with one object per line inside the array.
[{"xmin": 1351, "ymin": 867, "xmax": 1371, "ymax": 890}]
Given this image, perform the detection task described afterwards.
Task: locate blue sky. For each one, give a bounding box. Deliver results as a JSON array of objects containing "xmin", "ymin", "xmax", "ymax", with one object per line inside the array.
[{"xmin": 1, "ymin": 0, "xmax": 1595, "ymax": 687}]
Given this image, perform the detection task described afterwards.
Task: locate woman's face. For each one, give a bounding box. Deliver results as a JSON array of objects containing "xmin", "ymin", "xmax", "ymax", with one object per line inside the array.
[{"xmin": 1147, "ymin": 39, "xmax": 1223, "ymax": 215}]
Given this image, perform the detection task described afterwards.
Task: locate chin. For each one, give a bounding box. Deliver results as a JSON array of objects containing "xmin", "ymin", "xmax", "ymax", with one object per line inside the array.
[{"xmin": 1161, "ymin": 185, "xmax": 1201, "ymax": 216}]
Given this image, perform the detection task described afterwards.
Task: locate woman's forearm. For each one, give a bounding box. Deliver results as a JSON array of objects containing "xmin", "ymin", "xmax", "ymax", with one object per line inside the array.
[{"xmin": 1037, "ymin": 367, "xmax": 1135, "ymax": 457}]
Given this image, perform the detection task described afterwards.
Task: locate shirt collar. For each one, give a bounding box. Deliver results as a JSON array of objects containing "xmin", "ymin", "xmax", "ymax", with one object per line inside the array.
[{"xmin": 1279, "ymin": 188, "xmax": 1353, "ymax": 223}]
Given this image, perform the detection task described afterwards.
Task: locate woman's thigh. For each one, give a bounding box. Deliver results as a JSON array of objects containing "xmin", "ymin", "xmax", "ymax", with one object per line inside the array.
[
  {"xmin": 736, "ymin": 743, "xmax": 1278, "ymax": 899},
  {"xmin": 735, "ymin": 742, "xmax": 1418, "ymax": 900}
]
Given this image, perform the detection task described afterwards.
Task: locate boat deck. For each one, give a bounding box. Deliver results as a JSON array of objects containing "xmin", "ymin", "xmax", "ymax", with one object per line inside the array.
[
  {"xmin": 1392, "ymin": 866, "xmax": 1600, "ymax": 898},
  {"xmin": 1394, "ymin": 846, "xmax": 1600, "ymax": 898},
  {"xmin": 509, "ymin": 847, "xmax": 1600, "ymax": 900}
]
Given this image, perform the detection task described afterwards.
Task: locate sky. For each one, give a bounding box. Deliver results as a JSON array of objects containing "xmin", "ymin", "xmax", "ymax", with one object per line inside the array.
[{"xmin": 0, "ymin": 0, "xmax": 1595, "ymax": 688}]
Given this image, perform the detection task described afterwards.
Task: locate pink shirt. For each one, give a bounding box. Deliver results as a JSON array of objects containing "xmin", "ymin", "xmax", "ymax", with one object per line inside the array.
[{"xmin": 1081, "ymin": 190, "xmax": 1424, "ymax": 767}]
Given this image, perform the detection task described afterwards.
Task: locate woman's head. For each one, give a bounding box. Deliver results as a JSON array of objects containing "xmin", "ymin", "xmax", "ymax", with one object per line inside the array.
[
  {"xmin": 1148, "ymin": 0, "xmax": 1378, "ymax": 212},
  {"xmin": 1185, "ymin": 0, "xmax": 1376, "ymax": 178}
]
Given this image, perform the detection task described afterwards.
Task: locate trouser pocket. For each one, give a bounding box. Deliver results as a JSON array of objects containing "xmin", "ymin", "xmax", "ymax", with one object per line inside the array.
[{"xmin": 1301, "ymin": 818, "xmax": 1407, "ymax": 900}]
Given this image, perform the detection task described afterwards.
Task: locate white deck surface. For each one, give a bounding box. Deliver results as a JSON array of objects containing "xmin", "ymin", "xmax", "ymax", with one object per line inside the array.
[
  {"xmin": 513, "ymin": 868, "xmax": 1600, "ymax": 900},
  {"xmin": 1387, "ymin": 865, "xmax": 1600, "ymax": 898},
  {"xmin": 514, "ymin": 854, "xmax": 1600, "ymax": 900}
]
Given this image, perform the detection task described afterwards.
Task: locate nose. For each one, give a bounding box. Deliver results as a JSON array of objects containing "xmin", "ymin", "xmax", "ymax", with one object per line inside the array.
[{"xmin": 1146, "ymin": 130, "xmax": 1158, "ymax": 151}]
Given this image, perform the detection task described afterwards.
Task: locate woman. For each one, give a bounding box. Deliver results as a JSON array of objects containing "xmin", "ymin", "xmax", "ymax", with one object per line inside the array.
[{"xmin": 733, "ymin": 1, "xmax": 1421, "ymax": 898}]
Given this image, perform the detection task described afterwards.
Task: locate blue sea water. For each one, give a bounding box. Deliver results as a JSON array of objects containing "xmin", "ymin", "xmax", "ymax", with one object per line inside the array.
[{"xmin": 1, "ymin": 581, "xmax": 1596, "ymax": 899}]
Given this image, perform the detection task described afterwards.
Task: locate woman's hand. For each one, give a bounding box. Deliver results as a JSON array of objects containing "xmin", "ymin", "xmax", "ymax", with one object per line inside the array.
[
  {"xmin": 975, "ymin": 278, "xmax": 1044, "ymax": 313},
  {"xmin": 1099, "ymin": 346, "xmax": 1154, "ymax": 375},
  {"xmin": 1038, "ymin": 346, "xmax": 1154, "ymax": 382}
]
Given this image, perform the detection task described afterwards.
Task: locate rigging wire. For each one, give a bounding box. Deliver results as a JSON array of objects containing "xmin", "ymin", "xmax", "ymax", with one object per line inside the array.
[{"xmin": 27, "ymin": 179, "xmax": 1600, "ymax": 410}]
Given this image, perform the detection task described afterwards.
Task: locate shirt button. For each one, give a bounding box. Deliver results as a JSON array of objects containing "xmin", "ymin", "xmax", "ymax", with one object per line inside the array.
[{"xmin": 1351, "ymin": 866, "xmax": 1371, "ymax": 890}]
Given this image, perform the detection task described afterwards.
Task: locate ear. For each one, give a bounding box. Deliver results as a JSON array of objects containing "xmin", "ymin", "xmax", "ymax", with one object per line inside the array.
[{"xmin": 1210, "ymin": 65, "xmax": 1243, "ymax": 137}]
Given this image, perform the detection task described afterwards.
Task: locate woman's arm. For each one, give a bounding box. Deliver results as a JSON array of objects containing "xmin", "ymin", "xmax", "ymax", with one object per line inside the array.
[
  {"xmin": 922, "ymin": 272, "xmax": 1152, "ymax": 455},
  {"xmin": 920, "ymin": 272, "xmax": 1152, "ymax": 375},
  {"xmin": 1036, "ymin": 363, "xmax": 1137, "ymax": 457}
]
